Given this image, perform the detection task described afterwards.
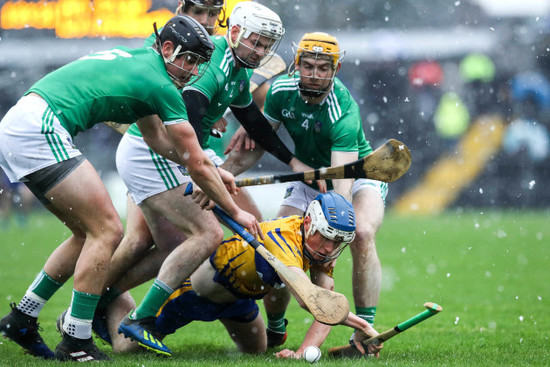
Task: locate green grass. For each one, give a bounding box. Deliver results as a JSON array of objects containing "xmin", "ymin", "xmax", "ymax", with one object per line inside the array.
[{"xmin": 1, "ymin": 209, "xmax": 549, "ymax": 366}]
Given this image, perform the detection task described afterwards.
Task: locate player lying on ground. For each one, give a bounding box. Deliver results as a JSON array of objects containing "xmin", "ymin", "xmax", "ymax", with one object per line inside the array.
[{"xmin": 61, "ymin": 193, "xmax": 382, "ymax": 358}]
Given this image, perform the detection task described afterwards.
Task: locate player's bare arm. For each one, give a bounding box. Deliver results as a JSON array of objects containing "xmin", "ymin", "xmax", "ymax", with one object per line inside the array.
[
  {"xmin": 165, "ymin": 122, "xmax": 261, "ymax": 236},
  {"xmin": 331, "ymin": 150, "xmax": 359, "ymax": 201},
  {"xmin": 136, "ymin": 115, "xmax": 182, "ymax": 164}
]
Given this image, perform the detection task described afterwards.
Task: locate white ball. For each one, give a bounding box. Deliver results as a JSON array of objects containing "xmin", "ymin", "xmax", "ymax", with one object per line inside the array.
[{"xmin": 303, "ymin": 345, "xmax": 321, "ymax": 363}]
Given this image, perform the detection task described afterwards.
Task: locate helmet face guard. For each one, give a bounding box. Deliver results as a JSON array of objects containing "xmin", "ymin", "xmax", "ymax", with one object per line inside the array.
[
  {"xmin": 290, "ymin": 32, "xmax": 345, "ymax": 98},
  {"xmin": 167, "ymin": 50, "xmax": 210, "ymax": 88},
  {"xmin": 304, "ymin": 193, "xmax": 356, "ymax": 264},
  {"xmin": 227, "ymin": 2, "xmax": 284, "ymax": 69},
  {"xmin": 155, "ymin": 15, "xmax": 214, "ymax": 88}
]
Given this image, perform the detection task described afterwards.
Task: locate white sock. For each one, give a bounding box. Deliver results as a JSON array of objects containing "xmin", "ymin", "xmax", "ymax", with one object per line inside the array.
[
  {"xmin": 63, "ymin": 309, "xmax": 92, "ymax": 339},
  {"xmin": 17, "ymin": 291, "xmax": 46, "ymax": 318}
]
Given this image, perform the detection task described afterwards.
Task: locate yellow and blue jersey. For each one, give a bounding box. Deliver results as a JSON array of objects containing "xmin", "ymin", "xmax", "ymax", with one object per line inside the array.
[{"xmin": 210, "ymin": 215, "xmax": 333, "ymax": 299}]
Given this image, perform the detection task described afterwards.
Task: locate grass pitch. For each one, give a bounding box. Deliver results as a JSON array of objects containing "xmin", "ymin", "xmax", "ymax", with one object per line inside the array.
[{"xmin": 0, "ymin": 209, "xmax": 549, "ymax": 366}]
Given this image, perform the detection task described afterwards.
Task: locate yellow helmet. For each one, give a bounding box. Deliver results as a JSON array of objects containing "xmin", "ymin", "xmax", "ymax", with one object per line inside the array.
[{"xmin": 294, "ymin": 32, "xmax": 343, "ymax": 69}]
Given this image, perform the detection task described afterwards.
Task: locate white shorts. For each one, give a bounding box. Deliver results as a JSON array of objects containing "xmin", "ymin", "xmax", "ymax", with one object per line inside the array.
[
  {"xmin": 0, "ymin": 95, "xmax": 81, "ymax": 182},
  {"xmin": 116, "ymin": 133, "xmax": 192, "ymax": 205},
  {"xmin": 280, "ymin": 179, "xmax": 389, "ymax": 212}
]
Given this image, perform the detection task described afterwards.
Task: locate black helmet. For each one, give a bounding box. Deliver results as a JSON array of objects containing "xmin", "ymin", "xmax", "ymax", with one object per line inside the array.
[
  {"xmin": 156, "ymin": 15, "xmax": 215, "ymax": 62},
  {"xmin": 183, "ymin": 0, "xmax": 224, "ymax": 9}
]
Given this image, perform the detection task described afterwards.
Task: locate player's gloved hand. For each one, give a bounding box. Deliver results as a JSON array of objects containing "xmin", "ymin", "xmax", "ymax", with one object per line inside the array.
[
  {"xmin": 275, "ymin": 348, "xmax": 301, "ymax": 359},
  {"xmin": 224, "ymin": 126, "xmax": 256, "ymax": 154}
]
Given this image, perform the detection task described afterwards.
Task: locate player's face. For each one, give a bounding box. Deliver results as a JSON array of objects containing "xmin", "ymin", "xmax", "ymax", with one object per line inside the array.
[
  {"xmin": 183, "ymin": 4, "xmax": 221, "ymax": 35},
  {"xmin": 235, "ymin": 32, "xmax": 277, "ymax": 68},
  {"xmin": 304, "ymin": 231, "xmax": 343, "ymax": 263},
  {"xmin": 169, "ymin": 52, "xmax": 204, "ymax": 86},
  {"xmin": 298, "ymin": 56, "xmax": 335, "ymax": 92}
]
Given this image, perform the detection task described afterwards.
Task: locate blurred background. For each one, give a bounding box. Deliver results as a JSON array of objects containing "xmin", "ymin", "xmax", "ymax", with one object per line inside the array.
[{"xmin": 1, "ymin": 0, "xmax": 550, "ymax": 223}]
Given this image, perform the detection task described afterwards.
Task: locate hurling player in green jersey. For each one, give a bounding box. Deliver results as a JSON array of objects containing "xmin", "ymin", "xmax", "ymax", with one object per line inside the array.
[
  {"xmin": 81, "ymin": 1, "xmax": 290, "ymax": 356},
  {"xmin": 225, "ymin": 32, "xmax": 389, "ymax": 353},
  {"xmin": 0, "ymin": 15, "xmax": 265, "ymax": 362},
  {"xmin": 115, "ymin": 2, "xmax": 311, "ymax": 357}
]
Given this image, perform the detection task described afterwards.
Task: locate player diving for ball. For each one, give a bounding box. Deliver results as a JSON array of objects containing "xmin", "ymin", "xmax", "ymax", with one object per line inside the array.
[
  {"xmin": 224, "ymin": 31, "xmax": 389, "ymax": 349},
  {"xmin": 70, "ymin": 192, "xmax": 383, "ymax": 359}
]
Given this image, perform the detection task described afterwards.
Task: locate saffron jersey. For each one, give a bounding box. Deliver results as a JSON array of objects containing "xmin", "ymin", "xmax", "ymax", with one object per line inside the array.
[{"xmin": 210, "ymin": 215, "xmax": 332, "ymax": 300}]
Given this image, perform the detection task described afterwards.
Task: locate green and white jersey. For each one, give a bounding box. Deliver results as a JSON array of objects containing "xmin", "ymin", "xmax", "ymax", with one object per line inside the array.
[
  {"xmin": 264, "ymin": 74, "xmax": 372, "ymax": 169},
  {"xmin": 183, "ymin": 35, "xmax": 253, "ymax": 149},
  {"xmin": 27, "ymin": 46, "xmax": 186, "ymax": 138}
]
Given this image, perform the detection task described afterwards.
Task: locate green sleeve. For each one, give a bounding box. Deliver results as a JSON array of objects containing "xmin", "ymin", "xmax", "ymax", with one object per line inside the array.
[
  {"xmin": 263, "ymin": 84, "xmax": 282, "ymax": 123},
  {"xmin": 149, "ymin": 86, "xmax": 188, "ymax": 123}
]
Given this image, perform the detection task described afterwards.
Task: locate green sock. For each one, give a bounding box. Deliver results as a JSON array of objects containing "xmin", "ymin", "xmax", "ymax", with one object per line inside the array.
[
  {"xmin": 356, "ymin": 306, "xmax": 376, "ymax": 326},
  {"xmin": 132, "ymin": 279, "xmax": 173, "ymax": 319},
  {"xmin": 96, "ymin": 287, "xmax": 122, "ymax": 312},
  {"xmin": 266, "ymin": 312, "xmax": 286, "ymax": 332},
  {"xmin": 70, "ymin": 290, "xmax": 101, "ymax": 320},
  {"xmin": 29, "ymin": 270, "xmax": 63, "ymax": 300}
]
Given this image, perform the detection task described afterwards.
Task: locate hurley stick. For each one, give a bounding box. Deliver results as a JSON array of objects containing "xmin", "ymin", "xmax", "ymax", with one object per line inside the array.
[
  {"xmin": 235, "ymin": 139, "xmax": 411, "ymax": 187},
  {"xmin": 328, "ymin": 302, "xmax": 442, "ymax": 358}
]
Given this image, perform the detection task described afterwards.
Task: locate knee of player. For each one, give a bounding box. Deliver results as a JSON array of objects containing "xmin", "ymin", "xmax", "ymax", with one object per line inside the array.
[
  {"xmin": 97, "ymin": 221, "xmax": 124, "ymax": 253},
  {"xmin": 204, "ymin": 223, "xmax": 224, "ymax": 245},
  {"xmin": 353, "ymin": 222, "xmax": 377, "ymax": 245}
]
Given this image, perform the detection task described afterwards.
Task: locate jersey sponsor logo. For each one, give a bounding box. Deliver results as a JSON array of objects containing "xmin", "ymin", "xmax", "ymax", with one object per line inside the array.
[
  {"xmin": 314, "ymin": 120, "xmax": 322, "ymax": 133},
  {"xmin": 239, "ymin": 81, "xmax": 246, "ymax": 93},
  {"xmin": 281, "ymin": 109, "xmax": 295, "ymax": 119}
]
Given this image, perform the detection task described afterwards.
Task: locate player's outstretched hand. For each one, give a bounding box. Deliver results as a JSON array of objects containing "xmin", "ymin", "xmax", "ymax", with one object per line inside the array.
[
  {"xmin": 275, "ymin": 348, "xmax": 301, "ymax": 359},
  {"xmin": 224, "ymin": 126, "xmax": 256, "ymax": 154}
]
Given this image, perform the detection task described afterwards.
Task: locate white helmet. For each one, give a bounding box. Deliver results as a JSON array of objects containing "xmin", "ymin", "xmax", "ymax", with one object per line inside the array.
[
  {"xmin": 304, "ymin": 193, "xmax": 356, "ymax": 264},
  {"xmin": 227, "ymin": 1, "xmax": 285, "ymax": 68}
]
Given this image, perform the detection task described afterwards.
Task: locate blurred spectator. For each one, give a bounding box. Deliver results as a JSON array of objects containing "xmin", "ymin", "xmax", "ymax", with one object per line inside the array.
[
  {"xmin": 503, "ymin": 70, "xmax": 550, "ymax": 163},
  {"xmin": 510, "ymin": 71, "xmax": 550, "ymax": 119},
  {"xmin": 459, "ymin": 53, "xmax": 497, "ymax": 117},
  {"xmin": 408, "ymin": 60, "xmax": 444, "ymax": 123},
  {"xmin": 502, "ymin": 118, "xmax": 550, "ymax": 162},
  {"xmin": 433, "ymin": 91, "xmax": 470, "ymax": 142}
]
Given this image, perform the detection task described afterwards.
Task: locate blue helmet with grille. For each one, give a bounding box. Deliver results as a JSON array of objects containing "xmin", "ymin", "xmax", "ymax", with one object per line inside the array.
[{"xmin": 304, "ymin": 192, "xmax": 355, "ymax": 263}]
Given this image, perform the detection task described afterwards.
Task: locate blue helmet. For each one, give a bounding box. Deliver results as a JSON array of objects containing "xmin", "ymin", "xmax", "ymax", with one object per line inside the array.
[{"xmin": 304, "ymin": 192, "xmax": 356, "ymax": 263}]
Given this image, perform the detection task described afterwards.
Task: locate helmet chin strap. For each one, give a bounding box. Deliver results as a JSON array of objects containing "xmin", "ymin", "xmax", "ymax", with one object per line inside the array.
[{"xmin": 298, "ymin": 82, "xmax": 331, "ymax": 99}]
